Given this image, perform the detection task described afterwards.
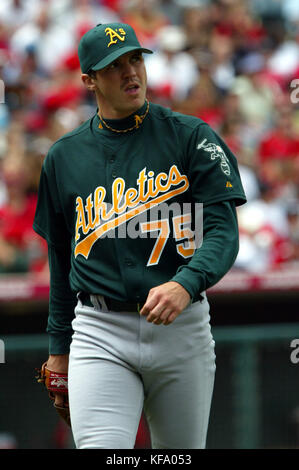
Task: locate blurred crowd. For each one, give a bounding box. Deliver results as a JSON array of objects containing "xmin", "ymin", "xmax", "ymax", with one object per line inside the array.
[{"xmin": 0, "ymin": 0, "xmax": 298, "ymax": 275}]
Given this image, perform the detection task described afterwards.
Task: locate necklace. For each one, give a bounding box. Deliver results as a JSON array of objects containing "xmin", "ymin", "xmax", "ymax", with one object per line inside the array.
[{"xmin": 98, "ymin": 100, "xmax": 150, "ymax": 133}]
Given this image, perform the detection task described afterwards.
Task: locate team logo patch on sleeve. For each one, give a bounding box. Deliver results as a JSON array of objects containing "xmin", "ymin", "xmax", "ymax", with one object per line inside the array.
[{"xmin": 197, "ymin": 139, "xmax": 231, "ymax": 176}]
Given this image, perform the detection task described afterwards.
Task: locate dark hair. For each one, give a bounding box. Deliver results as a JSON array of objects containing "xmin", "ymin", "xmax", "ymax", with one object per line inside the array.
[{"xmin": 88, "ymin": 70, "xmax": 97, "ymax": 79}]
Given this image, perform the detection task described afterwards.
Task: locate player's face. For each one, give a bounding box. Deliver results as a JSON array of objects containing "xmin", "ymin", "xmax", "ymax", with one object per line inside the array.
[{"xmin": 84, "ymin": 51, "xmax": 147, "ymax": 119}]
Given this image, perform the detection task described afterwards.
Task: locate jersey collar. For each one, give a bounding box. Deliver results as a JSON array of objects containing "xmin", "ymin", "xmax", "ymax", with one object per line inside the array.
[{"xmin": 95, "ymin": 100, "xmax": 149, "ymax": 134}]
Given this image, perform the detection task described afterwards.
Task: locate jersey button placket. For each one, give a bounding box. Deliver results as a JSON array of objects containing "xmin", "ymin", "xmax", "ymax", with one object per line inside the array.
[
  {"xmin": 125, "ymin": 259, "xmax": 134, "ymax": 267},
  {"xmin": 108, "ymin": 155, "xmax": 117, "ymax": 178}
]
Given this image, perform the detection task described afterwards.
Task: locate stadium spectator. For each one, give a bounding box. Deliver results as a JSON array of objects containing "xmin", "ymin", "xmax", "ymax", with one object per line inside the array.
[
  {"xmin": 145, "ymin": 25, "xmax": 199, "ymax": 102},
  {"xmin": 0, "ymin": 0, "xmax": 39, "ymax": 35},
  {"xmin": 287, "ymin": 202, "xmax": 299, "ymax": 262},
  {"xmin": 235, "ymin": 181, "xmax": 292, "ymax": 272},
  {"xmin": 48, "ymin": 0, "xmax": 121, "ymax": 39},
  {"xmin": 10, "ymin": 4, "xmax": 75, "ymax": 74},
  {"xmin": 258, "ymin": 104, "xmax": 299, "ymax": 164},
  {"xmin": 121, "ymin": 0, "xmax": 169, "ymax": 50},
  {"xmin": 181, "ymin": 3, "xmax": 212, "ymax": 51},
  {"xmin": 230, "ymin": 52, "xmax": 278, "ymax": 143},
  {"xmin": 209, "ymin": 31, "xmax": 236, "ymax": 93},
  {"xmin": 0, "ymin": 131, "xmax": 47, "ymax": 273}
]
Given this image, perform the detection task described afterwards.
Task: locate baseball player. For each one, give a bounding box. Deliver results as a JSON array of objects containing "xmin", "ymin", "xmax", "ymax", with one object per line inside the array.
[{"xmin": 33, "ymin": 22, "xmax": 246, "ymax": 449}]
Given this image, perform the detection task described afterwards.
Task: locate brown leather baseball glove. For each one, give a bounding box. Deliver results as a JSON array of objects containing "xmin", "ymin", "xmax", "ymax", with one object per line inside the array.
[{"xmin": 35, "ymin": 362, "xmax": 70, "ymax": 427}]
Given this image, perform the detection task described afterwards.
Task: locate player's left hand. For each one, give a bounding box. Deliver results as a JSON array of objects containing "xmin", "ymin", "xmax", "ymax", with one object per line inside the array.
[{"xmin": 139, "ymin": 281, "xmax": 191, "ymax": 326}]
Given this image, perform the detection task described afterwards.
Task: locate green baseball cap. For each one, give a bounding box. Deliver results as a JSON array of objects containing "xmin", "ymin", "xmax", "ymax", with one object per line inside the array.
[{"xmin": 78, "ymin": 22, "xmax": 153, "ymax": 74}]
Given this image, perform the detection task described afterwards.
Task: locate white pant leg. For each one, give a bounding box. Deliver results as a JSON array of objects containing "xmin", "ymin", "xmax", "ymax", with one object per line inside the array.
[
  {"xmin": 68, "ymin": 303, "xmax": 144, "ymax": 449},
  {"xmin": 143, "ymin": 339, "xmax": 216, "ymax": 449},
  {"xmin": 142, "ymin": 296, "xmax": 216, "ymax": 449},
  {"xmin": 68, "ymin": 295, "xmax": 215, "ymax": 449}
]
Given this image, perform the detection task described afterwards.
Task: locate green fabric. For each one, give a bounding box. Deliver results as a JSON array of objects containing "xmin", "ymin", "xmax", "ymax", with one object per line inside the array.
[
  {"xmin": 47, "ymin": 244, "xmax": 77, "ymax": 354},
  {"xmin": 33, "ymin": 101, "xmax": 247, "ymax": 353},
  {"xmin": 47, "ymin": 200, "xmax": 239, "ymax": 354},
  {"xmin": 172, "ymin": 201, "xmax": 239, "ymax": 300}
]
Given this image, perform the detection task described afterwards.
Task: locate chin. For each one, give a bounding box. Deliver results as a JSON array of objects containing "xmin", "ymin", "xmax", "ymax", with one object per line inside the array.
[
  {"xmin": 113, "ymin": 94, "xmax": 146, "ymax": 118},
  {"xmin": 126, "ymin": 96, "xmax": 144, "ymax": 113}
]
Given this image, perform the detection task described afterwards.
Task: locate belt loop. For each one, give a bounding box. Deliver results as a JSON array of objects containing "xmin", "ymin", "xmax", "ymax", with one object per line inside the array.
[
  {"xmin": 97, "ymin": 295, "xmax": 109, "ymax": 313},
  {"xmin": 90, "ymin": 294, "xmax": 99, "ymax": 309},
  {"xmin": 77, "ymin": 291, "xmax": 83, "ymax": 306}
]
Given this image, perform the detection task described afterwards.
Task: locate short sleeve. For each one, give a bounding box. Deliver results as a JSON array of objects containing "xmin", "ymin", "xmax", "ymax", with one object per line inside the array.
[
  {"xmin": 33, "ymin": 152, "xmax": 70, "ymax": 248},
  {"xmin": 186, "ymin": 124, "xmax": 247, "ymax": 207}
]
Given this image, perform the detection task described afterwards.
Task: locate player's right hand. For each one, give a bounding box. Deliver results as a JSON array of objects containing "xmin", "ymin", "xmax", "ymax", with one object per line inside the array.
[{"xmin": 140, "ymin": 281, "xmax": 191, "ymax": 326}]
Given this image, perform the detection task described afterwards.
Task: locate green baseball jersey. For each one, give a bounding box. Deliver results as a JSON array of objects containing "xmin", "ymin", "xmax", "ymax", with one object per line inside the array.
[{"xmin": 34, "ymin": 100, "xmax": 246, "ymax": 306}]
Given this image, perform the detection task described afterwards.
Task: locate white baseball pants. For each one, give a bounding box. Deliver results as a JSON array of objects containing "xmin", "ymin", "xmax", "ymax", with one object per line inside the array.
[{"xmin": 68, "ymin": 294, "xmax": 216, "ymax": 449}]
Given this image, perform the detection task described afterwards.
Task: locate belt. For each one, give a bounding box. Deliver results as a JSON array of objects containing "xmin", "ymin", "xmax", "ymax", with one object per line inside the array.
[{"xmin": 79, "ymin": 292, "xmax": 143, "ymax": 313}]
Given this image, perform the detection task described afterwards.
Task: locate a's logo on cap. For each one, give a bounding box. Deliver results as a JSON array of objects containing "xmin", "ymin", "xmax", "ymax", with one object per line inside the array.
[{"xmin": 105, "ymin": 27, "xmax": 126, "ymax": 48}]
